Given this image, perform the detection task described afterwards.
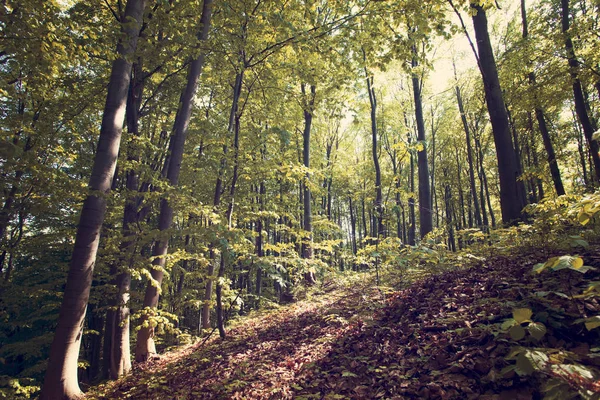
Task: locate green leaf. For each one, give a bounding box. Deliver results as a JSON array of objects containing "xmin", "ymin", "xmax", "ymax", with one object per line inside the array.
[
  {"xmin": 515, "ymin": 352, "xmax": 535, "ymax": 376},
  {"xmin": 533, "ymin": 262, "xmax": 547, "ymax": 274},
  {"xmin": 528, "ymin": 322, "xmax": 547, "ymax": 340},
  {"xmin": 342, "ymin": 371, "xmax": 358, "ymax": 377},
  {"xmin": 584, "ymin": 316, "xmax": 600, "ymax": 331},
  {"xmin": 501, "ymin": 319, "xmax": 516, "ymax": 330},
  {"xmin": 509, "ymin": 325, "xmax": 526, "ymax": 341},
  {"xmin": 513, "ymin": 308, "xmax": 533, "ymax": 324}
]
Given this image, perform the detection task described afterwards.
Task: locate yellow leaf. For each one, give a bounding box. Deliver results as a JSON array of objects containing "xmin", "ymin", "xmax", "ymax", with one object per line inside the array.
[
  {"xmin": 513, "ymin": 308, "xmax": 533, "ymax": 324},
  {"xmin": 579, "ymin": 211, "xmax": 591, "ymax": 225},
  {"xmin": 570, "ymin": 257, "xmax": 584, "ymax": 270}
]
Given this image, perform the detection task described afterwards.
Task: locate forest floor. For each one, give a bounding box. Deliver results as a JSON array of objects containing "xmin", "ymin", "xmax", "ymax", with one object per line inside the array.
[{"xmin": 88, "ymin": 249, "xmax": 600, "ymax": 399}]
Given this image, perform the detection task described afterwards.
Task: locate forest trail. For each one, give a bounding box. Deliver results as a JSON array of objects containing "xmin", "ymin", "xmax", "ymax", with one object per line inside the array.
[{"xmin": 89, "ymin": 251, "xmax": 600, "ymax": 399}]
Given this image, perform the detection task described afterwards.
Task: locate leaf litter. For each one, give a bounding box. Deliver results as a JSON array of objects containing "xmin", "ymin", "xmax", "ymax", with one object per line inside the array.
[{"xmin": 88, "ymin": 250, "xmax": 600, "ymax": 399}]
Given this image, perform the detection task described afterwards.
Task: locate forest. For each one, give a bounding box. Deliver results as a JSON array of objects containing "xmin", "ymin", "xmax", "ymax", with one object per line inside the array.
[{"xmin": 2, "ymin": 0, "xmax": 600, "ymax": 398}]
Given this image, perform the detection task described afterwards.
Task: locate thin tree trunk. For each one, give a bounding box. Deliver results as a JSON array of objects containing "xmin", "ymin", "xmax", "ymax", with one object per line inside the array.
[
  {"xmin": 455, "ymin": 146, "xmax": 466, "ymax": 230},
  {"xmin": 301, "ymin": 83, "xmax": 316, "ymax": 284},
  {"xmin": 411, "ymin": 52, "xmax": 432, "ymax": 238},
  {"xmin": 364, "ymin": 54, "xmax": 384, "ymax": 239},
  {"xmin": 256, "ymin": 180, "xmax": 266, "ymax": 300},
  {"xmin": 562, "ymin": 0, "xmax": 600, "ymax": 182},
  {"xmin": 575, "ymin": 116, "xmax": 590, "ymax": 187},
  {"xmin": 471, "ymin": 4, "xmax": 525, "ymax": 224},
  {"xmin": 430, "ymin": 108, "xmax": 439, "ymax": 227},
  {"xmin": 444, "ymin": 180, "xmax": 456, "ymax": 252},
  {"xmin": 475, "ymin": 135, "xmax": 497, "ymax": 227},
  {"xmin": 455, "ymin": 85, "xmax": 482, "ymax": 227},
  {"xmin": 104, "ymin": 59, "xmax": 145, "ymax": 379},
  {"xmin": 408, "ymin": 135, "xmax": 416, "ymax": 245},
  {"xmin": 41, "ymin": 1, "xmax": 147, "ymax": 398},
  {"xmin": 135, "ymin": 0, "xmax": 212, "ymax": 362},
  {"xmin": 520, "ymin": 0, "xmax": 565, "ymax": 195},
  {"xmin": 349, "ymin": 197, "xmax": 357, "ymax": 255},
  {"xmin": 217, "ymin": 71, "xmax": 244, "ymax": 338}
]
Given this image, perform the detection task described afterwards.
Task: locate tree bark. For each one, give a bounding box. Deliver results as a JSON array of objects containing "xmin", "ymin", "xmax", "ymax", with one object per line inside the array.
[
  {"xmin": 349, "ymin": 196, "xmax": 357, "ymax": 254},
  {"xmin": 365, "ymin": 70, "xmax": 384, "ymax": 239},
  {"xmin": 301, "ymin": 83, "xmax": 316, "ymax": 284},
  {"xmin": 444, "ymin": 180, "xmax": 456, "ymax": 252},
  {"xmin": 411, "ymin": 53, "xmax": 432, "ymax": 238},
  {"xmin": 408, "ymin": 134, "xmax": 416, "ymax": 245},
  {"xmin": 40, "ymin": 0, "xmax": 147, "ymax": 398},
  {"xmin": 455, "ymin": 85, "xmax": 482, "ymax": 227},
  {"xmin": 135, "ymin": 0, "xmax": 212, "ymax": 362},
  {"xmin": 561, "ymin": 0, "xmax": 600, "ymax": 182},
  {"xmin": 471, "ymin": 4, "xmax": 525, "ymax": 224},
  {"xmin": 103, "ymin": 59, "xmax": 145, "ymax": 380},
  {"xmin": 217, "ymin": 71, "xmax": 244, "ymax": 338}
]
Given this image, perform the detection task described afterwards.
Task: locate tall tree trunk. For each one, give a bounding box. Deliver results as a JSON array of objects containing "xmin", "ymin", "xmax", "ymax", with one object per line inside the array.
[
  {"xmin": 349, "ymin": 197, "xmax": 357, "ymax": 255},
  {"xmin": 103, "ymin": 59, "xmax": 145, "ymax": 380},
  {"xmin": 521, "ymin": 0, "xmax": 565, "ymax": 195},
  {"xmin": 217, "ymin": 71, "xmax": 244, "ymax": 338},
  {"xmin": 535, "ymin": 106, "xmax": 565, "ymax": 195},
  {"xmin": 301, "ymin": 83, "xmax": 316, "ymax": 284},
  {"xmin": 135, "ymin": 0, "xmax": 212, "ymax": 362},
  {"xmin": 444, "ymin": 179, "xmax": 456, "ymax": 252},
  {"xmin": 256, "ymin": 179, "xmax": 266, "ymax": 299},
  {"xmin": 412, "ymin": 54, "xmax": 433, "ymax": 238},
  {"xmin": 507, "ymin": 106, "xmax": 528, "ymax": 206},
  {"xmin": 575, "ymin": 116, "xmax": 590, "ymax": 187},
  {"xmin": 471, "ymin": 4, "xmax": 525, "ymax": 224},
  {"xmin": 364, "ymin": 54, "xmax": 384, "ymax": 239},
  {"xmin": 561, "ymin": 0, "xmax": 600, "ymax": 182},
  {"xmin": 40, "ymin": 0, "xmax": 147, "ymax": 398},
  {"xmin": 408, "ymin": 134, "xmax": 416, "ymax": 245},
  {"xmin": 361, "ymin": 195, "xmax": 367, "ymax": 241},
  {"xmin": 455, "ymin": 85, "xmax": 482, "ymax": 227},
  {"xmin": 430, "ymin": 109, "xmax": 439, "ymax": 227},
  {"xmin": 475, "ymin": 134, "xmax": 497, "ymax": 227},
  {"xmin": 454, "ymin": 146, "xmax": 466, "ymax": 230}
]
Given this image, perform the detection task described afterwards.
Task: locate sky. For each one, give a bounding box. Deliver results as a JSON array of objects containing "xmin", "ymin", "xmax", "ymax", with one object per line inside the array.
[{"xmin": 429, "ymin": 0, "xmax": 522, "ymax": 96}]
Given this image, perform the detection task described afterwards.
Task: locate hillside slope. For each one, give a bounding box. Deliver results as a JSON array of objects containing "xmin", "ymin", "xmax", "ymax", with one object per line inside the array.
[{"xmin": 89, "ymin": 251, "xmax": 600, "ymax": 399}]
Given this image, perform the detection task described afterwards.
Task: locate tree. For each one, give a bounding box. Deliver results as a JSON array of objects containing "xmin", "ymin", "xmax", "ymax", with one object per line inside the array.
[
  {"xmin": 561, "ymin": 0, "xmax": 600, "ymax": 183},
  {"xmin": 40, "ymin": 0, "xmax": 148, "ymax": 397},
  {"xmin": 301, "ymin": 83, "xmax": 317, "ymax": 284},
  {"xmin": 470, "ymin": 3, "xmax": 526, "ymax": 224},
  {"xmin": 411, "ymin": 47, "xmax": 433, "ymax": 238},
  {"xmin": 135, "ymin": 0, "xmax": 212, "ymax": 362}
]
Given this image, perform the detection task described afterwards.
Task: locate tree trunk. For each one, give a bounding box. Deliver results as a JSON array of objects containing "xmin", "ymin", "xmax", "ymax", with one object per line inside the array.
[
  {"xmin": 408, "ymin": 134, "xmax": 416, "ymax": 245},
  {"xmin": 561, "ymin": 0, "xmax": 600, "ymax": 182},
  {"xmin": 103, "ymin": 55, "xmax": 147, "ymax": 380},
  {"xmin": 454, "ymin": 146, "xmax": 466, "ymax": 230},
  {"xmin": 217, "ymin": 71, "xmax": 244, "ymax": 338},
  {"xmin": 40, "ymin": 1, "xmax": 147, "ymax": 398},
  {"xmin": 135, "ymin": 0, "xmax": 212, "ymax": 362},
  {"xmin": 475, "ymin": 134, "xmax": 497, "ymax": 228},
  {"xmin": 455, "ymin": 85, "xmax": 482, "ymax": 227},
  {"xmin": 411, "ymin": 54, "xmax": 432, "ymax": 238},
  {"xmin": 575, "ymin": 117, "xmax": 590, "ymax": 187},
  {"xmin": 255, "ymin": 179, "xmax": 266, "ymax": 302},
  {"xmin": 349, "ymin": 197, "xmax": 357, "ymax": 254},
  {"xmin": 366, "ymin": 71, "xmax": 384, "ymax": 239},
  {"xmin": 301, "ymin": 83, "xmax": 316, "ymax": 284},
  {"xmin": 471, "ymin": 4, "xmax": 525, "ymax": 224},
  {"xmin": 444, "ymin": 181, "xmax": 456, "ymax": 252},
  {"xmin": 520, "ymin": 0, "xmax": 565, "ymax": 195},
  {"xmin": 430, "ymin": 109, "xmax": 439, "ymax": 228}
]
